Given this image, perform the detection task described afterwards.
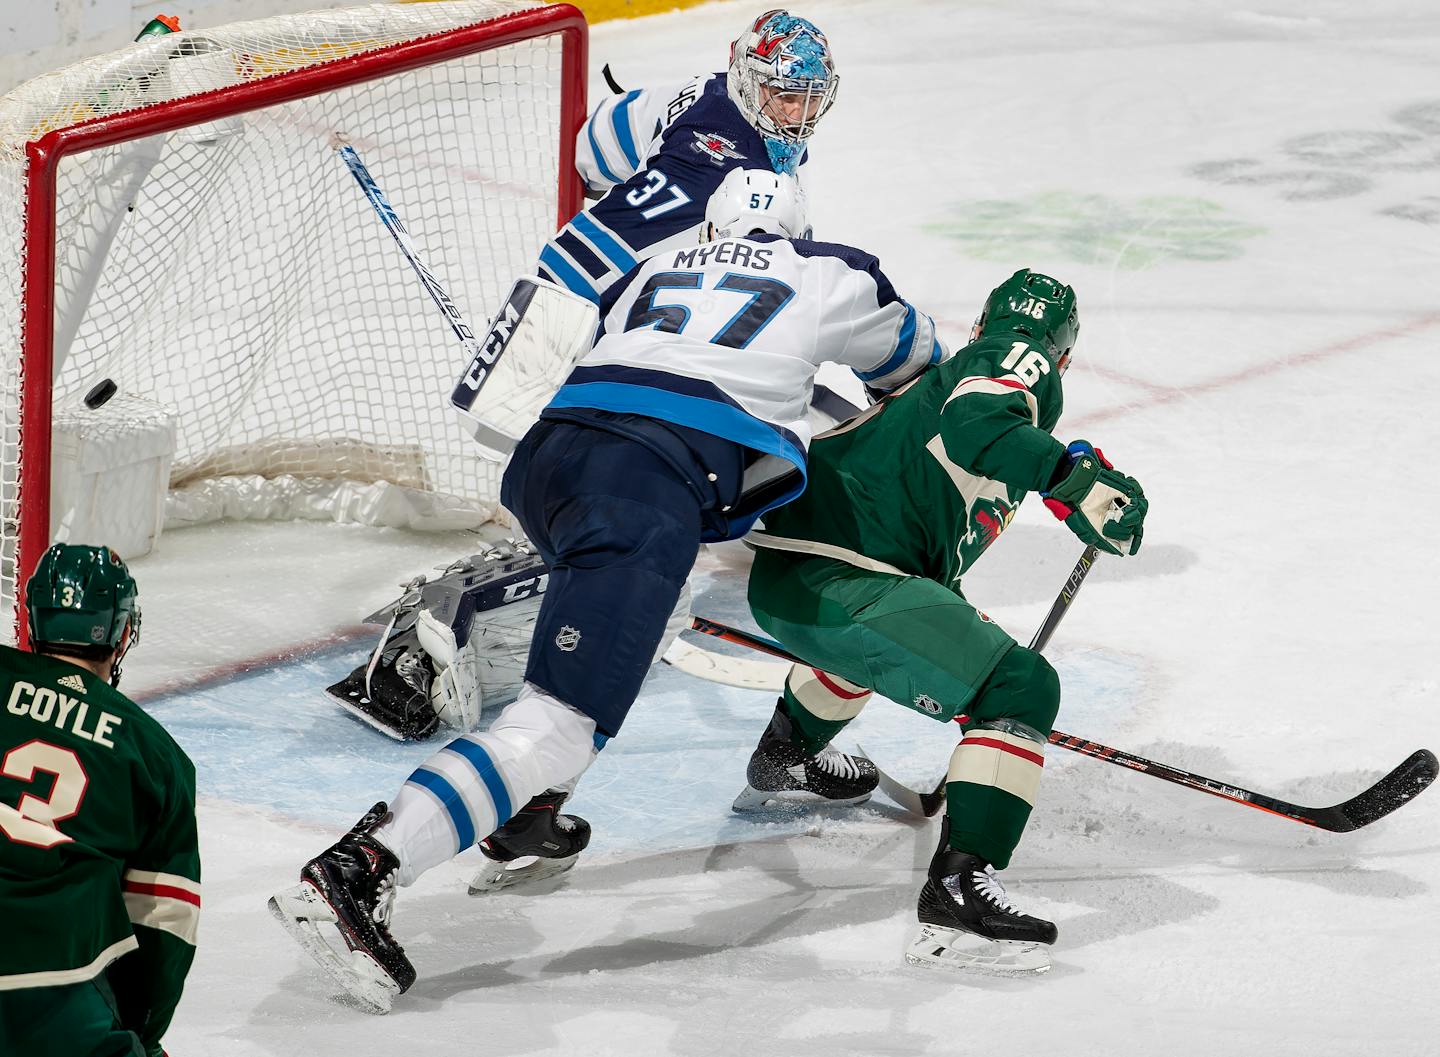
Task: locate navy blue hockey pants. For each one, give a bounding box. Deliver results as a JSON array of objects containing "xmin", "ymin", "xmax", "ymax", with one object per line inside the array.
[{"xmin": 500, "ymin": 413, "xmax": 744, "ymax": 737}]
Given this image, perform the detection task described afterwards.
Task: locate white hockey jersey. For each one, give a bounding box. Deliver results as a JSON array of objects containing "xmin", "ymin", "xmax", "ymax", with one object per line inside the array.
[{"xmin": 542, "ymin": 234, "xmax": 947, "ymax": 539}]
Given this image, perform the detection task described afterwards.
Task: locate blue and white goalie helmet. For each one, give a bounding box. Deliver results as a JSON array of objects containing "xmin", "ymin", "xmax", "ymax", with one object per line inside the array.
[
  {"xmin": 702, "ymin": 168, "xmax": 810, "ymax": 242},
  {"xmin": 728, "ymin": 9, "xmax": 839, "ymax": 174}
]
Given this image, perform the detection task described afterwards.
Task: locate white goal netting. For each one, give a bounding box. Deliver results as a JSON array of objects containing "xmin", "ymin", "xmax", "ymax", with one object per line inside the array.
[{"xmin": 0, "ymin": 1, "xmax": 584, "ymax": 642}]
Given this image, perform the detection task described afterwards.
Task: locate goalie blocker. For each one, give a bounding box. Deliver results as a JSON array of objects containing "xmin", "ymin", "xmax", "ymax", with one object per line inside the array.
[{"xmin": 449, "ymin": 276, "xmax": 599, "ymax": 461}]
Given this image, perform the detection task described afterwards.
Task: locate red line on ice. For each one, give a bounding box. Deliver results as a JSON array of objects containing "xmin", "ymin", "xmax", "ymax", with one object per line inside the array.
[{"xmin": 1068, "ymin": 310, "xmax": 1440, "ymax": 427}]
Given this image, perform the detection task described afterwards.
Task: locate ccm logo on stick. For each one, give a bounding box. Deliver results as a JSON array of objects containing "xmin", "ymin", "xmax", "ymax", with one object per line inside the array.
[{"xmin": 458, "ymin": 280, "xmax": 538, "ymax": 395}]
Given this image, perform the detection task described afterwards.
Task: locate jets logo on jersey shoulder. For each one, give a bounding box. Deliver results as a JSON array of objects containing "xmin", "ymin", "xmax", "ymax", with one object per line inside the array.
[
  {"xmin": 691, "ymin": 130, "xmax": 747, "ymax": 165},
  {"xmin": 58, "ymin": 673, "xmax": 86, "ymax": 693}
]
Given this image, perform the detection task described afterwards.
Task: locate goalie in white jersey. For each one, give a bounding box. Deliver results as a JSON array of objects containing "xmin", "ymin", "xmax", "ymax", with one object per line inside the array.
[{"xmin": 270, "ymin": 168, "xmax": 946, "ymax": 1012}]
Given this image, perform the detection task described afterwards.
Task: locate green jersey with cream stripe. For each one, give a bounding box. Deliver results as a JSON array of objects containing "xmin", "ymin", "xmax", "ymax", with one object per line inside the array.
[
  {"xmin": 0, "ymin": 644, "xmax": 198, "ymax": 1055},
  {"xmin": 752, "ymin": 333, "xmax": 1067, "ymax": 584}
]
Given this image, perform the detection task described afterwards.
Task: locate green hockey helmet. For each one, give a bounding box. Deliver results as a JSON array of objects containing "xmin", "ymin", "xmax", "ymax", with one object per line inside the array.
[
  {"xmin": 975, "ymin": 269, "xmax": 1080, "ymax": 372},
  {"xmin": 26, "ymin": 544, "xmax": 141, "ymax": 682}
]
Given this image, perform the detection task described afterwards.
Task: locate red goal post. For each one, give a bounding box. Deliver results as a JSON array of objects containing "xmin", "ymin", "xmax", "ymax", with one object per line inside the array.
[{"xmin": 0, "ymin": 2, "xmax": 588, "ymax": 647}]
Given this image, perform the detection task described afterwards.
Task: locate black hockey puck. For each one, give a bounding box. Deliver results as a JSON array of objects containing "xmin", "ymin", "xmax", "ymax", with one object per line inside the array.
[{"xmin": 84, "ymin": 378, "xmax": 118, "ymax": 408}]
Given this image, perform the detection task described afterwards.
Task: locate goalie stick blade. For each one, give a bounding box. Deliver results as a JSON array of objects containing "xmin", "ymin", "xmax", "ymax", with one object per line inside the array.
[
  {"xmin": 1300, "ymin": 748, "xmax": 1438, "ymax": 832},
  {"xmin": 661, "ymin": 638, "xmax": 788, "ymax": 691}
]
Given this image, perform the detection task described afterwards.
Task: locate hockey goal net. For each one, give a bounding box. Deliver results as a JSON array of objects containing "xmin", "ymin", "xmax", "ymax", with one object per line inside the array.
[{"xmin": 0, "ymin": 1, "xmax": 587, "ymax": 645}]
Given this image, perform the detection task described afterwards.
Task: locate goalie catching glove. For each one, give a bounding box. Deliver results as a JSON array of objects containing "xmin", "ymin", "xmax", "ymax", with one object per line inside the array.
[{"xmin": 1042, "ymin": 440, "xmax": 1147, "ymax": 556}]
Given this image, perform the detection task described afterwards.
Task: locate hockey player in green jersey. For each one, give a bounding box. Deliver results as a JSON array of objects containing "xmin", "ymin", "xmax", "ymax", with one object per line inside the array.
[
  {"xmin": 0, "ymin": 545, "xmax": 199, "ymax": 1057},
  {"xmin": 737, "ymin": 269, "xmax": 1147, "ymax": 975}
]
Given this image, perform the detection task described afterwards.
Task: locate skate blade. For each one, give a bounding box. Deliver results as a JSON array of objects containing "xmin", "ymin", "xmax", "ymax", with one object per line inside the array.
[
  {"xmin": 267, "ymin": 882, "xmax": 402, "ymax": 1014},
  {"xmin": 731, "ymin": 785, "xmax": 873, "ymax": 812},
  {"xmin": 903, "ymin": 923, "xmax": 1051, "ymax": 977},
  {"xmin": 467, "ymin": 853, "xmax": 579, "ymax": 895}
]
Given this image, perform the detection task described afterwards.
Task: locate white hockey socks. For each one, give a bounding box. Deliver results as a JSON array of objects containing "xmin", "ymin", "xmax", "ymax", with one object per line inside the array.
[{"xmin": 373, "ymin": 683, "xmax": 598, "ymax": 885}]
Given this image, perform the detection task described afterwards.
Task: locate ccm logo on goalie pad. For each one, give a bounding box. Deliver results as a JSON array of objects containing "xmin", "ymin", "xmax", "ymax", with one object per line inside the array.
[{"xmin": 453, "ymin": 279, "xmax": 539, "ymax": 401}]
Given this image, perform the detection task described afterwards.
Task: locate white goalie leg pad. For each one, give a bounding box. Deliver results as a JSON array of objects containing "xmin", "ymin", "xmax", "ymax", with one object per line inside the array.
[
  {"xmin": 417, "ymin": 608, "xmax": 483, "ymax": 732},
  {"xmin": 423, "ymin": 578, "xmax": 691, "ymax": 735},
  {"xmin": 373, "ymin": 683, "xmax": 597, "ymax": 886}
]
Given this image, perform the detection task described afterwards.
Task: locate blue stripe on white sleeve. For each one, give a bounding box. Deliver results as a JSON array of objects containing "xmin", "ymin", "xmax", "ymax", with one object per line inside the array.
[
  {"xmin": 856, "ymin": 305, "xmax": 941, "ymax": 389},
  {"xmin": 584, "ymin": 101, "xmax": 622, "ymax": 185},
  {"xmin": 611, "ymin": 90, "xmax": 642, "ymax": 170},
  {"xmin": 856, "ymin": 304, "xmax": 918, "ymax": 383}
]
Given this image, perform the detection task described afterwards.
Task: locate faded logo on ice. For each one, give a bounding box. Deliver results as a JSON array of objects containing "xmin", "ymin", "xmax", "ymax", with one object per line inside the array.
[{"xmin": 927, "ymin": 192, "xmax": 1265, "ymax": 269}]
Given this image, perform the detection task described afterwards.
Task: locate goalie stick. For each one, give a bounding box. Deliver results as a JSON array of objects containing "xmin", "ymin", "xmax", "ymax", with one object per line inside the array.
[
  {"xmin": 681, "ymin": 614, "xmax": 1438, "ymax": 832},
  {"xmin": 332, "ymin": 136, "xmax": 518, "ymax": 457}
]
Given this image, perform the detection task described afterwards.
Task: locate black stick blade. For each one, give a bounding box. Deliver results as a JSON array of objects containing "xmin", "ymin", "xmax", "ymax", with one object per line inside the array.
[{"xmin": 1311, "ymin": 748, "xmax": 1438, "ymax": 832}]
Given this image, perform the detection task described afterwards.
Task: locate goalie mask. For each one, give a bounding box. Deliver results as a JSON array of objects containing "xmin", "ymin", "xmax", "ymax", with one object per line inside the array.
[
  {"xmin": 973, "ymin": 269, "xmax": 1080, "ymax": 374},
  {"xmin": 702, "ymin": 167, "xmax": 810, "ymax": 242},
  {"xmin": 728, "ymin": 10, "xmax": 839, "ymax": 174},
  {"xmin": 25, "ymin": 543, "xmax": 141, "ymax": 688}
]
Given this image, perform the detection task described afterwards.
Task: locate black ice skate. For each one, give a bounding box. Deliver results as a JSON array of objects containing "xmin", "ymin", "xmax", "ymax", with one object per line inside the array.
[
  {"xmin": 267, "ymin": 802, "xmax": 416, "ymax": 1013},
  {"xmin": 731, "ymin": 701, "xmax": 879, "ymax": 811},
  {"xmin": 469, "ymin": 789, "xmax": 592, "ymax": 894},
  {"xmin": 906, "ymin": 815, "xmax": 1057, "ymax": 976}
]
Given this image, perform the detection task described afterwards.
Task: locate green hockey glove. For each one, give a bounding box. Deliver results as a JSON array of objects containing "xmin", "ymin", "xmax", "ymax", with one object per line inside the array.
[{"xmin": 1042, "ymin": 441, "xmax": 1148, "ymax": 556}]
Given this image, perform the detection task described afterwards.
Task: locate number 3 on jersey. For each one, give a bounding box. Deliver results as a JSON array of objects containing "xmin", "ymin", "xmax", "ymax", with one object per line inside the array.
[
  {"xmin": 625, "ymin": 271, "xmax": 795, "ymax": 349},
  {"xmin": 0, "ymin": 740, "xmax": 88, "ymax": 848},
  {"xmin": 626, "ymin": 170, "xmax": 692, "ymax": 220}
]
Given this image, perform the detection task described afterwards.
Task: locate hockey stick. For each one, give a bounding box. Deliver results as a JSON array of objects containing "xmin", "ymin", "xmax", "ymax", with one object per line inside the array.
[
  {"xmin": 332, "ymin": 136, "xmax": 517, "ymax": 457},
  {"xmin": 1027, "ymin": 544, "xmax": 1100, "ymax": 654},
  {"xmin": 890, "ymin": 544, "xmax": 1101, "ymax": 814},
  {"xmin": 684, "ymin": 544, "xmax": 1097, "ymax": 814},
  {"xmin": 684, "ymin": 614, "xmax": 1438, "ymax": 832}
]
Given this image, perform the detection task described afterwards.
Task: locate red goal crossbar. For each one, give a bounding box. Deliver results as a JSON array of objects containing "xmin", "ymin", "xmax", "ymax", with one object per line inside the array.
[{"xmin": 12, "ymin": 4, "xmax": 588, "ymax": 646}]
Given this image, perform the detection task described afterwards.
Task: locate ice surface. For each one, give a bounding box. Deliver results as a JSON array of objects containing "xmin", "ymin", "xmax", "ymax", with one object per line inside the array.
[{"xmin": 107, "ymin": 1, "xmax": 1440, "ymax": 1052}]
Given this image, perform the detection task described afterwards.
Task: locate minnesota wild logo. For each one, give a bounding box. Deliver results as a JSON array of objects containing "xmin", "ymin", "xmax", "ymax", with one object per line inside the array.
[
  {"xmin": 926, "ymin": 192, "xmax": 1265, "ymax": 269},
  {"xmin": 954, "ymin": 495, "xmax": 1020, "ymax": 580},
  {"xmin": 965, "ymin": 496, "xmax": 1018, "ymax": 551}
]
